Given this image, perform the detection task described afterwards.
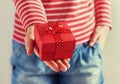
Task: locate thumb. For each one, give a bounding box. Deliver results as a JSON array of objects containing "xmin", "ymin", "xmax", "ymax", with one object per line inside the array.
[
  {"xmin": 25, "ymin": 36, "xmax": 34, "ymax": 56},
  {"xmin": 25, "ymin": 25, "xmax": 35, "ymax": 56},
  {"xmin": 34, "ymin": 45, "xmax": 40, "ymax": 58}
]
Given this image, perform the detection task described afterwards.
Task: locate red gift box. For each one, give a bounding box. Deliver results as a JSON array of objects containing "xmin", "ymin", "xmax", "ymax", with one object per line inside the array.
[{"xmin": 34, "ymin": 22, "xmax": 76, "ymax": 61}]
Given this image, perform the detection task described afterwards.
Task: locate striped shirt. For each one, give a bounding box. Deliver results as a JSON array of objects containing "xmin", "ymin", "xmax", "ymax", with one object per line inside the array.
[{"xmin": 13, "ymin": 0, "xmax": 112, "ymax": 45}]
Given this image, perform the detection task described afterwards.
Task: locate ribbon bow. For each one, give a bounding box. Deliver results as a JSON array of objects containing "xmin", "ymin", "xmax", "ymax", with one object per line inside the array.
[{"xmin": 47, "ymin": 22, "xmax": 71, "ymax": 34}]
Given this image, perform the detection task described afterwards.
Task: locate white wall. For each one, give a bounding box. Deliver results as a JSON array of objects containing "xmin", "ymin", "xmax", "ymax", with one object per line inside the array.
[
  {"xmin": 0, "ymin": 0, "xmax": 120, "ymax": 84},
  {"xmin": 103, "ymin": 0, "xmax": 120, "ymax": 84},
  {"xmin": 0, "ymin": 1, "xmax": 14, "ymax": 84}
]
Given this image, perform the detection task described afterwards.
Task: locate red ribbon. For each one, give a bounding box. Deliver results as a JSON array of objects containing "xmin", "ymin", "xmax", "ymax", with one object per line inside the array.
[{"xmin": 39, "ymin": 22, "xmax": 72, "ymax": 58}]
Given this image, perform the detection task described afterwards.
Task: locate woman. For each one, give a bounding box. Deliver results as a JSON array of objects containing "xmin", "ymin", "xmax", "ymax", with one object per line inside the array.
[{"xmin": 11, "ymin": 0, "xmax": 112, "ymax": 84}]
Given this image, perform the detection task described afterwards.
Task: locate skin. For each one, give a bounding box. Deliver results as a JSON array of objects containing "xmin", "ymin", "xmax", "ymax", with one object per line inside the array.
[{"xmin": 25, "ymin": 25, "xmax": 110, "ymax": 72}]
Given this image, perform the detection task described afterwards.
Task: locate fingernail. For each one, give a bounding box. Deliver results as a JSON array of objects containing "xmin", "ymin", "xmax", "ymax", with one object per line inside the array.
[
  {"xmin": 55, "ymin": 70, "xmax": 60, "ymax": 73},
  {"xmin": 62, "ymin": 68, "xmax": 67, "ymax": 72},
  {"xmin": 27, "ymin": 52, "xmax": 32, "ymax": 56},
  {"xmin": 89, "ymin": 42, "xmax": 93, "ymax": 46},
  {"xmin": 68, "ymin": 65, "xmax": 70, "ymax": 69},
  {"xmin": 68, "ymin": 59, "xmax": 70, "ymax": 62}
]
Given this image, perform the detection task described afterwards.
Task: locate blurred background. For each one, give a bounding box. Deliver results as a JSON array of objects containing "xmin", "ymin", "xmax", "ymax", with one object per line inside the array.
[{"xmin": 0, "ymin": 0, "xmax": 120, "ymax": 84}]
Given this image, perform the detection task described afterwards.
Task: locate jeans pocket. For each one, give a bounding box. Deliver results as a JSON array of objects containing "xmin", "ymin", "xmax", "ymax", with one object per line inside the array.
[
  {"xmin": 81, "ymin": 41, "xmax": 103, "ymax": 65},
  {"xmin": 96, "ymin": 42, "xmax": 103, "ymax": 51},
  {"xmin": 67, "ymin": 42, "xmax": 103, "ymax": 77},
  {"xmin": 10, "ymin": 40, "xmax": 26, "ymax": 68},
  {"xmin": 95, "ymin": 42, "xmax": 103, "ymax": 60}
]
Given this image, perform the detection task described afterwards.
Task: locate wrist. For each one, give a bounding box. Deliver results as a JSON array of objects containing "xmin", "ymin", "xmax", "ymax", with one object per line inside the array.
[
  {"xmin": 96, "ymin": 25, "xmax": 111, "ymax": 31},
  {"xmin": 26, "ymin": 24, "xmax": 34, "ymax": 40}
]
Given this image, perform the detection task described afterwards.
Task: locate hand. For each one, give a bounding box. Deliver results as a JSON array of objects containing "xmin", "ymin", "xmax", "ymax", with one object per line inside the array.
[
  {"xmin": 89, "ymin": 26, "xmax": 110, "ymax": 49},
  {"xmin": 34, "ymin": 48, "xmax": 70, "ymax": 72},
  {"xmin": 24, "ymin": 25, "xmax": 70, "ymax": 72}
]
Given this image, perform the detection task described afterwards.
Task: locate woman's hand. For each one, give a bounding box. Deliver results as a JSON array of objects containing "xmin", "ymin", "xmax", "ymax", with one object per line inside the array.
[
  {"xmin": 24, "ymin": 25, "xmax": 70, "ymax": 72},
  {"xmin": 89, "ymin": 26, "xmax": 110, "ymax": 49}
]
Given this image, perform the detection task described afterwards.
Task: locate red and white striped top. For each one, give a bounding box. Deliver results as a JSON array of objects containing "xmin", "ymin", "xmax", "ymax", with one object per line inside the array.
[{"xmin": 13, "ymin": 0, "xmax": 112, "ymax": 45}]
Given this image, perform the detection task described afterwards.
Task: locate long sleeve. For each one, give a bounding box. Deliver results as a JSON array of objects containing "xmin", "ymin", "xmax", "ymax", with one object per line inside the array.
[
  {"xmin": 13, "ymin": 0, "xmax": 48, "ymax": 31},
  {"xmin": 94, "ymin": 0, "xmax": 112, "ymax": 29}
]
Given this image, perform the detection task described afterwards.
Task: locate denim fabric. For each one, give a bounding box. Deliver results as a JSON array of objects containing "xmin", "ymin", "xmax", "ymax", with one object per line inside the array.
[{"xmin": 10, "ymin": 40, "xmax": 104, "ymax": 84}]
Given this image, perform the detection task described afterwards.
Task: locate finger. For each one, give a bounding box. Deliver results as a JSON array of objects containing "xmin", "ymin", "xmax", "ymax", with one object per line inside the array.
[
  {"xmin": 56, "ymin": 60, "xmax": 67, "ymax": 72},
  {"xmin": 34, "ymin": 45, "xmax": 40, "ymax": 58},
  {"xmin": 62, "ymin": 59, "xmax": 70, "ymax": 69},
  {"xmin": 89, "ymin": 33, "xmax": 99, "ymax": 47},
  {"xmin": 67, "ymin": 58, "xmax": 70, "ymax": 62},
  {"xmin": 25, "ymin": 36, "xmax": 34, "ymax": 56},
  {"xmin": 44, "ymin": 61, "xmax": 59, "ymax": 72}
]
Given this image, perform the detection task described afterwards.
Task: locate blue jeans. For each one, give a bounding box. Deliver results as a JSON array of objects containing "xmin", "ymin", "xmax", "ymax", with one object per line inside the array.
[{"xmin": 10, "ymin": 40, "xmax": 104, "ymax": 84}]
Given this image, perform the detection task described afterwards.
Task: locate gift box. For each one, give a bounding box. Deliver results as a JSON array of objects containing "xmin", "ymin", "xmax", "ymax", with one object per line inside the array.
[{"xmin": 34, "ymin": 22, "xmax": 76, "ymax": 61}]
